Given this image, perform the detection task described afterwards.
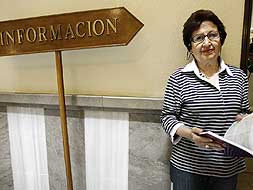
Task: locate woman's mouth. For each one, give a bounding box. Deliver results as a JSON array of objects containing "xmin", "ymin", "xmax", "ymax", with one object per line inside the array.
[{"xmin": 202, "ymin": 49, "xmax": 214, "ymax": 54}]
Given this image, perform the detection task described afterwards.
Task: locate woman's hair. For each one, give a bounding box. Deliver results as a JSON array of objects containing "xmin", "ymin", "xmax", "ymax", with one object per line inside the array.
[{"xmin": 183, "ymin": 10, "xmax": 227, "ymax": 51}]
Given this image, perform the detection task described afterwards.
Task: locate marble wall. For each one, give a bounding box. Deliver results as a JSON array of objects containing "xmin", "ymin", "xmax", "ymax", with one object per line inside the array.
[
  {"xmin": 0, "ymin": 94, "xmax": 252, "ymax": 190},
  {"xmin": 45, "ymin": 108, "xmax": 86, "ymax": 190},
  {"xmin": 129, "ymin": 113, "xmax": 170, "ymax": 189},
  {"xmin": 44, "ymin": 108, "xmax": 171, "ymax": 190},
  {"xmin": 0, "ymin": 94, "xmax": 170, "ymax": 190},
  {"xmin": 0, "ymin": 106, "xmax": 13, "ymax": 190}
]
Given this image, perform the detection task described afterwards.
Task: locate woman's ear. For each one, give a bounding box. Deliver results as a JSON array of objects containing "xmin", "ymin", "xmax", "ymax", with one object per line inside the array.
[{"xmin": 187, "ymin": 51, "xmax": 192, "ymax": 60}]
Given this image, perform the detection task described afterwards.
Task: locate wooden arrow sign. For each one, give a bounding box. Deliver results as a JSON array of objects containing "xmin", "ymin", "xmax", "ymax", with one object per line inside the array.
[{"xmin": 0, "ymin": 7, "xmax": 144, "ymax": 56}]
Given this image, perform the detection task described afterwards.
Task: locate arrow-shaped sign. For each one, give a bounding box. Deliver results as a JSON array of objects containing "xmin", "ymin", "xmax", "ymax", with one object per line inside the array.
[{"xmin": 0, "ymin": 7, "xmax": 144, "ymax": 56}]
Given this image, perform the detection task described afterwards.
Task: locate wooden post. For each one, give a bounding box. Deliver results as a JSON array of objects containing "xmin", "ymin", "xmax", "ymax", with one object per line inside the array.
[
  {"xmin": 240, "ymin": 0, "xmax": 252, "ymax": 73},
  {"xmin": 55, "ymin": 51, "xmax": 73, "ymax": 190}
]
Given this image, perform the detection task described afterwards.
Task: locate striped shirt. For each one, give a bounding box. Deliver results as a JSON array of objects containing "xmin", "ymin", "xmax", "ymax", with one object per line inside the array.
[{"xmin": 161, "ymin": 59, "xmax": 250, "ymax": 177}]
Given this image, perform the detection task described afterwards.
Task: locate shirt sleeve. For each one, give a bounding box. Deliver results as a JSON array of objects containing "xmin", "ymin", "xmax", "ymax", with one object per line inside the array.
[
  {"xmin": 170, "ymin": 123, "xmax": 184, "ymax": 144},
  {"xmin": 241, "ymin": 72, "xmax": 251, "ymax": 113},
  {"xmin": 160, "ymin": 73, "xmax": 183, "ymax": 143}
]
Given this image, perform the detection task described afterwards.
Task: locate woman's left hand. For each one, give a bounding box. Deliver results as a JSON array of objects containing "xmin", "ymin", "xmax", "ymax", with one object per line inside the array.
[{"xmin": 235, "ymin": 113, "xmax": 247, "ymax": 122}]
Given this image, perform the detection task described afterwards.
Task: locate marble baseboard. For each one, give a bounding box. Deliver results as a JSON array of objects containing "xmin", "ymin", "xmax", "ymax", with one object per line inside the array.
[
  {"xmin": 129, "ymin": 113, "xmax": 161, "ymax": 123},
  {"xmin": 0, "ymin": 93, "xmax": 163, "ymax": 111}
]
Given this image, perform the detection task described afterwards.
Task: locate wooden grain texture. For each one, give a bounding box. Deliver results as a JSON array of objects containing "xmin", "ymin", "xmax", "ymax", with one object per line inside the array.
[{"xmin": 0, "ymin": 7, "xmax": 144, "ymax": 56}]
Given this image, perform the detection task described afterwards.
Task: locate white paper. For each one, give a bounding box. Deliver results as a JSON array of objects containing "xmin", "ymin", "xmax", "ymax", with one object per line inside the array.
[{"xmin": 225, "ymin": 113, "xmax": 253, "ymax": 150}]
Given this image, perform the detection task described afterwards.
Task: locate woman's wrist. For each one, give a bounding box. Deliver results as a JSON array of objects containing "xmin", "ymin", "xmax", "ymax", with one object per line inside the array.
[{"xmin": 176, "ymin": 126, "xmax": 193, "ymax": 140}]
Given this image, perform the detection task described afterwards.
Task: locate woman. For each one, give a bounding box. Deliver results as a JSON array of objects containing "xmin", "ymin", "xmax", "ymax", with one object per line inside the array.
[{"xmin": 161, "ymin": 10, "xmax": 250, "ymax": 190}]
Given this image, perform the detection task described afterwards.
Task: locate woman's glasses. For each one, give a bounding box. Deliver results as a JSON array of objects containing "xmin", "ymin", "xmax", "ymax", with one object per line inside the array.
[{"xmin": 191, "ymin": 31, "xmax": 220, "ymax": 44}]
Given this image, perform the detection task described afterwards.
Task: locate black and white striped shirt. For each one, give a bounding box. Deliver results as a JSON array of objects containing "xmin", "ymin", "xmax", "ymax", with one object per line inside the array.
[{"xmin": 161, "ymin": 59, "xmax": 250, "ymax": 177}]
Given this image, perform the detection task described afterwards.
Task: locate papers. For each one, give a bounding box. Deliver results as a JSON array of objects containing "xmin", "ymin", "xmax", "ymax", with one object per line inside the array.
[{"xmin": 200, "ymin": 113, "xmax": 253, "ymax": 157}]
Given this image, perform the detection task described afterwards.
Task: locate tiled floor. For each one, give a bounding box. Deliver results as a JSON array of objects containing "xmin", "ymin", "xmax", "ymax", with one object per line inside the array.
[
  {"xmin": 237, "ymin": 172, "xmax": 253, "ymax": 190},
  {"xmin": 237, "ymin": 159, "xmax": 253, "ymax": 190}
]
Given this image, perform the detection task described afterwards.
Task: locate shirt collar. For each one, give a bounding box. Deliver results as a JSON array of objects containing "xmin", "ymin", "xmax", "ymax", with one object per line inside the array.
[{"xmin": 182, "ymin": 58, "xmax": 233, "ymax": 76}]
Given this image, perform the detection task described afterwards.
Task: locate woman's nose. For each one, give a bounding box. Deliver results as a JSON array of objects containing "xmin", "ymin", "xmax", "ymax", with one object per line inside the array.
[
  {"xmin": 202, "ymin": 36, "xmax": 211, "ymax": 45},
  {"xmin": 203, "ymin": 36, "xmax": 210, "ymax": 43}
]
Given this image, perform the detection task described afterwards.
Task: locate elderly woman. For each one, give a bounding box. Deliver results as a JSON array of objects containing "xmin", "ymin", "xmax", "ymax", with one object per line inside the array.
[{"xmin": 161, "ymin": 10, "xmax": 250, "ymax": 190}]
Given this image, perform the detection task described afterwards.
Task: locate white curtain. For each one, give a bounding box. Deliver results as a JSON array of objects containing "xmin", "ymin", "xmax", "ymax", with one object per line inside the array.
[
  {"xmin": 7, "ymin": 106, "xmax": 49, "ymax": 190},
  {"xmin": 85, "ymin": 111, "xmax": 129, "ymax": 190}
]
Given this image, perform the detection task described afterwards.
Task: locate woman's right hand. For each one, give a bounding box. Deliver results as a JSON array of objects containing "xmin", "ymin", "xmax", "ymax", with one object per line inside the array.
[{"xmin": 177, "ymin": 126, "xmax": 223, "ymax": 149}]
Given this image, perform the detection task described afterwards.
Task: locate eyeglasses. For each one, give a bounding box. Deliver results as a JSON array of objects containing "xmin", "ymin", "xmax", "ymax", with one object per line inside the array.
[{"xmin": 191, "ymin": 31, "xmax": 220, "ymax": 44}]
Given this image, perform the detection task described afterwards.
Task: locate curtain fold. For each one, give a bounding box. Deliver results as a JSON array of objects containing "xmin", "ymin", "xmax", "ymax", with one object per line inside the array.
[
  {"xmin": 7, "ymin": 106, "xmax": 49, "ymax": 190},
  {"xmin": 85, "ymin": 111, "xmax": 129, "ymax": 190}
]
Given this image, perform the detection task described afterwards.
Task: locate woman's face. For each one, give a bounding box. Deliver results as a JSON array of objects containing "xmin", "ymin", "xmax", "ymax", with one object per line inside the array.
[{"xmin": 190, "ymin": 21, "xmax": 221, "ymax": 64}]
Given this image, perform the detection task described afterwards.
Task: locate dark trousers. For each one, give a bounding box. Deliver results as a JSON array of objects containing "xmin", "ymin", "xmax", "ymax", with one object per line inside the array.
[{"xmin": 170, "ymin": 164, "xmax": 238, "ymax": 190}]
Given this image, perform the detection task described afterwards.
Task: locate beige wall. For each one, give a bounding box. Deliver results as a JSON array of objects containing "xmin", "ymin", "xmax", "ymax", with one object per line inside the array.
[{"xmin": 0, "ymin": 0, "xmax": 245, "ymax": 98}]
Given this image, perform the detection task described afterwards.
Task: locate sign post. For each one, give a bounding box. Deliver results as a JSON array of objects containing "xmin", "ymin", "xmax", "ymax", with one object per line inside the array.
[
  {"xmin": 0, "ymin": 7, "xmax": 143, "ymax": 190},
  {"xmin": 55, "ymin": 51, "xmax": 73, "ymax": 190}
]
